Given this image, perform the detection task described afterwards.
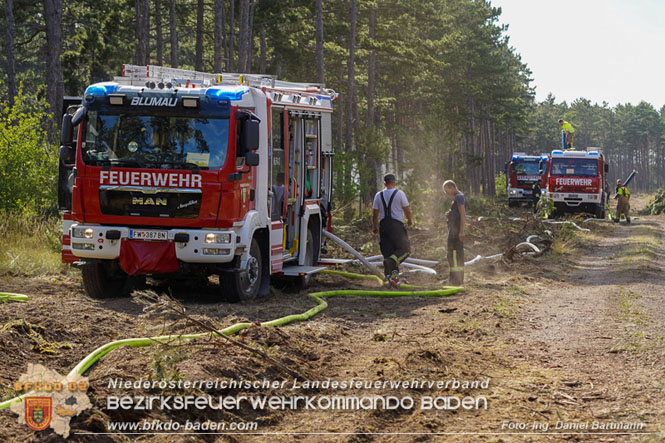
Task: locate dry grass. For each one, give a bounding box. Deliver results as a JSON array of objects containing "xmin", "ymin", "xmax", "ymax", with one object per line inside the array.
[{"xmin": 0, "ymin": 212, "xmax": 67, "ymax": 276}]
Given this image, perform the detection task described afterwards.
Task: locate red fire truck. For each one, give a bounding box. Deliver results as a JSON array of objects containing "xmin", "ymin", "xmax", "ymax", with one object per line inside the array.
[
  {"xmin": 506, "ymin": 153, "xmax": 547, "ymax": 207},
  {"xmin": 58, "ymin": 65, "xmax": 336, "ymax": 301},
  {"xmin": 541, "ymin": 148, "xmax": 609, "ymax": 218}
]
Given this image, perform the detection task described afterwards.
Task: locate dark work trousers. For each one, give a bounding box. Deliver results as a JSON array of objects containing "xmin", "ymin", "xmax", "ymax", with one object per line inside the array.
[
  {"xmin": 447, "ymin": 227, "xmax": 464, "ymax": 285},
  {"xmin": 378, "ymin": 190, "xmax": 410, "ymax": 278},
  {"xmin": 380, "ymin": 218, "xmax": 410, "ymax": 278}
]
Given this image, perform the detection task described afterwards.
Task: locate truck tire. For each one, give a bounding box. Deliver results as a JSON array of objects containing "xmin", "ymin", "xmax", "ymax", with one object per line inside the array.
[
  {"xmin": 221, "ymin": 238, "xmax": 263, "ymax": 302},
  {"xmin": 595, "ymin": 205, "xmax": 605, "ymax": 219},
  {"xmin": 81, "ymin": 261, "xmax": 128, "ymax": 299},
  {"xmin": 299, "ymin": 228, "xmax": 320, "ymax": 289},
  {"xmin": 508, "ymin": 199, "xmax": 517, "ymax": 208}
]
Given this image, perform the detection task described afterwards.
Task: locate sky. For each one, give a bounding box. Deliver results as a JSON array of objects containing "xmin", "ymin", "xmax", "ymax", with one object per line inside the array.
[{"xmin": 491, "ymin": 0, "xmax": 665, "ymax": 109}]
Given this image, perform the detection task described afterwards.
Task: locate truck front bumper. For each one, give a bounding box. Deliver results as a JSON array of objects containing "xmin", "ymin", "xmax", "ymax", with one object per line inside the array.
[
  {"xmin": 548, "ymin": 192, "xmax": 602, "ymax": 207},
  {"xmin": 68, "ymin": 224, "xmax": 237, "ymax": 264},
  {"xmin": 508, "ymin": 187, "xmax": 534, "ymax": 203}
]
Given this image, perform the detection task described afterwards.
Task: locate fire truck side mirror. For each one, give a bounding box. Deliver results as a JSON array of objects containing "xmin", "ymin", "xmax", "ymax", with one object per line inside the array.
[
  {"xmin": 59, "ymin": 145, "xmax": 74, "ymax": 166},
  {"xmin": 60, "ymin": 114, "xmax": 73, "ymax": 146},
  {"xmin": 236, "ymin": 111, "xmax": 260, "ymax": 157},
  {"xmin": 245, "ymin": 151, "xmax": 259, "ymax": 167},
  {"xmin": 539, "ymin": 160, "xmax": 544, "ymax": 175},
  {"xmin": 241, "ymin": 119, "xmax": 260, "ymax": 154},
  {"xmin": 604, "ymin": 163, "xmax": 609, "ymax": 173}
]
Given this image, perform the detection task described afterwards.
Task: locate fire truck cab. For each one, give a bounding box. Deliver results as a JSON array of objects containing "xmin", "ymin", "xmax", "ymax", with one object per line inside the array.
[
  {"xmin": 58, "ymin": 65, "xmax": 336, "ymax": 301},
  {"xmin": 506, "ymin": 153, "xmax": 547, "ymax": 207},
  {"xmin": 542, "ymin": 148, "xmax": 609, "ymax": 218}
]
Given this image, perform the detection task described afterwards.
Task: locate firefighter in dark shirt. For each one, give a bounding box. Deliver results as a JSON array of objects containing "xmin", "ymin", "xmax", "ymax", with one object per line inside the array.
[
  {"xmin": 372, "ymin": 174, "xmax": 412, "ymax": 285},
  {"xmin": 443, "ymin": 180, "xmax": 465, "ymax": 286}
]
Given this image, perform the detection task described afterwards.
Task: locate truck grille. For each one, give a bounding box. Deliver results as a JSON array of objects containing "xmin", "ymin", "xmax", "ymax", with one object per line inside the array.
[{"xmin": 99, "ymin": 186, "xmax": 202, "ymax": 218}]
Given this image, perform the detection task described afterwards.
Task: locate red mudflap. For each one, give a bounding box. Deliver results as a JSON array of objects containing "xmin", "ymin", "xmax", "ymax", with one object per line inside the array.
[{"xmin": 119, "ymin": 240, "xmax": 180, "ymax": 275}]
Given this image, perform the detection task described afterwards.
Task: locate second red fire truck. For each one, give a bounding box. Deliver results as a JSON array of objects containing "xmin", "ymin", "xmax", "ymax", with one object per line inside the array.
[
  {"xmin": 541, "ymin": 148, "xmax": 609, "ymax": 218},
  {"xmin": 506, "ymin": 153, "xmax": 547, "ymax": 207}
]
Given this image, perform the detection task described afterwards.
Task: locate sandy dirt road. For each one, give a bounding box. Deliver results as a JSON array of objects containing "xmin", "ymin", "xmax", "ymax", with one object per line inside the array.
[{"xmin": 1, "ymin": 212, "xmax": 664, "ymax": 442}]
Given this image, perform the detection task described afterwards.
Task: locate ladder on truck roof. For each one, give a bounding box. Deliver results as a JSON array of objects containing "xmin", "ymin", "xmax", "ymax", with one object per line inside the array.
[{"xmin": 117, "ymin": 64, "xmax": 333, "ymax": 96}]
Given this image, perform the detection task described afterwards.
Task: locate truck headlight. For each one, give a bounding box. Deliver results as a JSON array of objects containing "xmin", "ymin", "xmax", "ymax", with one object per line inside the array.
[
  {"xmin": 205, "ymin": 232, "xmax": 232, "ymax": 244},
  {"xmin": 72, "ymin": 227, "xmax": 94, "ymax": 239}
]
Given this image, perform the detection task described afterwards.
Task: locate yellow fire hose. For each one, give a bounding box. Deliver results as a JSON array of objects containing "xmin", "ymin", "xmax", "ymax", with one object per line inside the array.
[{"xmin": 0, "ymin": 275, "xmax": 463, "ymax": 409}]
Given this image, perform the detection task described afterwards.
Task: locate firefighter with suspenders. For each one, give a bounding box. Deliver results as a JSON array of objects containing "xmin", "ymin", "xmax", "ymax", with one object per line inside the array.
[{"xmin": 372, "ymin": 173, "xmax": 412, "ymax": 286}]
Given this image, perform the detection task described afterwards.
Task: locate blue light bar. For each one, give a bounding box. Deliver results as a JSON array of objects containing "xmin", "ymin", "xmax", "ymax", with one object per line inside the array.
[
  {"xmin": 205, "ymin": 86, "xmax": 249, "ymax": 101},
  {"xmin": 587, "ymin": 151, "xmax": 599, "ymax": 156},
  {"xmin": 84, "ymin": 83, "xmax": 119, "ymax": 97},
  {"xmin": 552, "ymin": 150, "xmax": 564, "ymax": 155},
  {"xmin": 512, "ymin": 155, "xmax": 520, "ymax": 160}
]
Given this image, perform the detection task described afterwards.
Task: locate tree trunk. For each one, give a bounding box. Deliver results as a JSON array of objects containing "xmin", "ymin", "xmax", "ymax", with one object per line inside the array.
[
  {"xmin": 4, "ymin": 0, "xmax": 17, "ymax": 106},
  {"xmin": 214, "ymin": 0, "xmax": 224, "ymax": 72},
  {"xmin": 169, "ymin": 0, "xmax": 177, "ymax": 67},
  {"xmin": 155, "ymin": 0, "xmax": 162, "ymax": 65},
  {"xmin": 366, "ymin": 7, "xmax": 376, "ymax": 127},
  {"xmin": 44, "ymin": 0, "xmax": 64, "ymax": 129},
  {"xmin": 247, "ymin": 0, "xmax": 254, "ymax": 71},
  {"xmin": 364, "ymin": 5, "xmax": 377, "ymax": 203},
  {"xmin": 142, "ymin": 0, "xmax": 150, "ymax": 62},
  {"xmin": 237, "ymin": 0, "xmax": 249, "ymax": 72},
  {"xmin": 195, "ymin": 0, "xmax": 204, "ymax": 71},
  {"xmin": 258, "ymin": 25, "xmax": 266, "ymax": 74},
  {"xmin": 343, "ymin": 0, "xmax": 357, "ymax": 220},
  {"xmin": 135, "ymin": 0, "xmax": 143, "ymax": 64},
  {"xmin": 315, "ymin": 0, "xmax": 324, "ymax": 84},
  {"xmin": 228, "ymin": 0, "xmax": 235, "ymax": 71}
]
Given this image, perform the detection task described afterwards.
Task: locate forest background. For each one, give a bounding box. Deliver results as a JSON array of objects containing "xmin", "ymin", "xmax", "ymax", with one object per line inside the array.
[{"xmin": 1, "ymin": 0, "xmax": 664, "ymax": 219}]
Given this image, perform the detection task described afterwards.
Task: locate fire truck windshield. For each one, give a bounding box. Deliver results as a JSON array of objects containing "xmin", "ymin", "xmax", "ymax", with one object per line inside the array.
[
  {"xmin": 551, "ymin": 158, "xmax": 598, "ymax": 177},
  {"xmin": 513, "ymin": 159, "xmax": 541, "ymax": 175},
  {"xmin": 82, "ymin": 111, "xmax": 229, "ymax": 170}
]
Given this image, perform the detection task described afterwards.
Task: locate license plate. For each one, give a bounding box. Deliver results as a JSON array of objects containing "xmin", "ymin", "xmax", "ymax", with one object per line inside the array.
[
  {"xmin": 568, "ymin": 194, "xmax": 578, "ymax": 198},
  {"xmin": 129, "ymin": 229, "xmax": 168, "ymax": 240}
]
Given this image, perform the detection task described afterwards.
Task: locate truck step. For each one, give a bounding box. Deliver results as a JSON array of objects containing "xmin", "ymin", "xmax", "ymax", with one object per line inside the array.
[
  {"xmin": 280, "ymin": 265, "xmax": 328, "ymax": 277},
  {"xmin": 317, "ymin": 258, "xmax": 353, "ymax": 266}
]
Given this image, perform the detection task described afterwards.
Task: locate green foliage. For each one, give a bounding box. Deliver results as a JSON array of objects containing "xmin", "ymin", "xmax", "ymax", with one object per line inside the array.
[
  {"xmin": 494, "ymin": 172, "xmax": 507, "ymax": 198},
  {"xmin": 536, "ymin": 195, "xmax": 555, "ymax": 219},
  {"xmin": 643, "ymin": 189, "xmax": 665, "ymax": 215},
  {"xmin": 0, "ymin": 87, "xmax": 57, "ymax": 215}
]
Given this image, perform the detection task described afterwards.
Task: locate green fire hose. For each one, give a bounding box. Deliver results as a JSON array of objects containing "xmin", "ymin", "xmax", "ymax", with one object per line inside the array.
[
  {"xmin": 0, "ymin": 279, "xmax": 463, "ymax": 409},
  {"xmin": 0, "ymin": 292, "xmax": 28, "ymax": 303}
]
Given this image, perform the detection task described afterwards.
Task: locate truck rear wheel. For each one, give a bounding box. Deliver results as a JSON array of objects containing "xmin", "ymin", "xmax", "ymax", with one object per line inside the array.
[
  {"xmin": 81, "ymin": 261, "xmax": 128, "ymax": 299},
  {"xmin": 221, "ymin": 238, "xmax": 263, "ymax": 302}
]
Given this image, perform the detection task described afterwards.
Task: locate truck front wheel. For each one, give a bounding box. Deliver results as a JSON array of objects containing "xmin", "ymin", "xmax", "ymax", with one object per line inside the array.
[
  {"xmin": 81, "ymin": 261, "xmax": 129, "ymax": 299},
  {"xmin": 595, "ymin": 204, "xmax": 605, "ymax": 219},
  {"xmin": 221, "ymin": 238, "xmax": 264, "ymax": 302}
]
